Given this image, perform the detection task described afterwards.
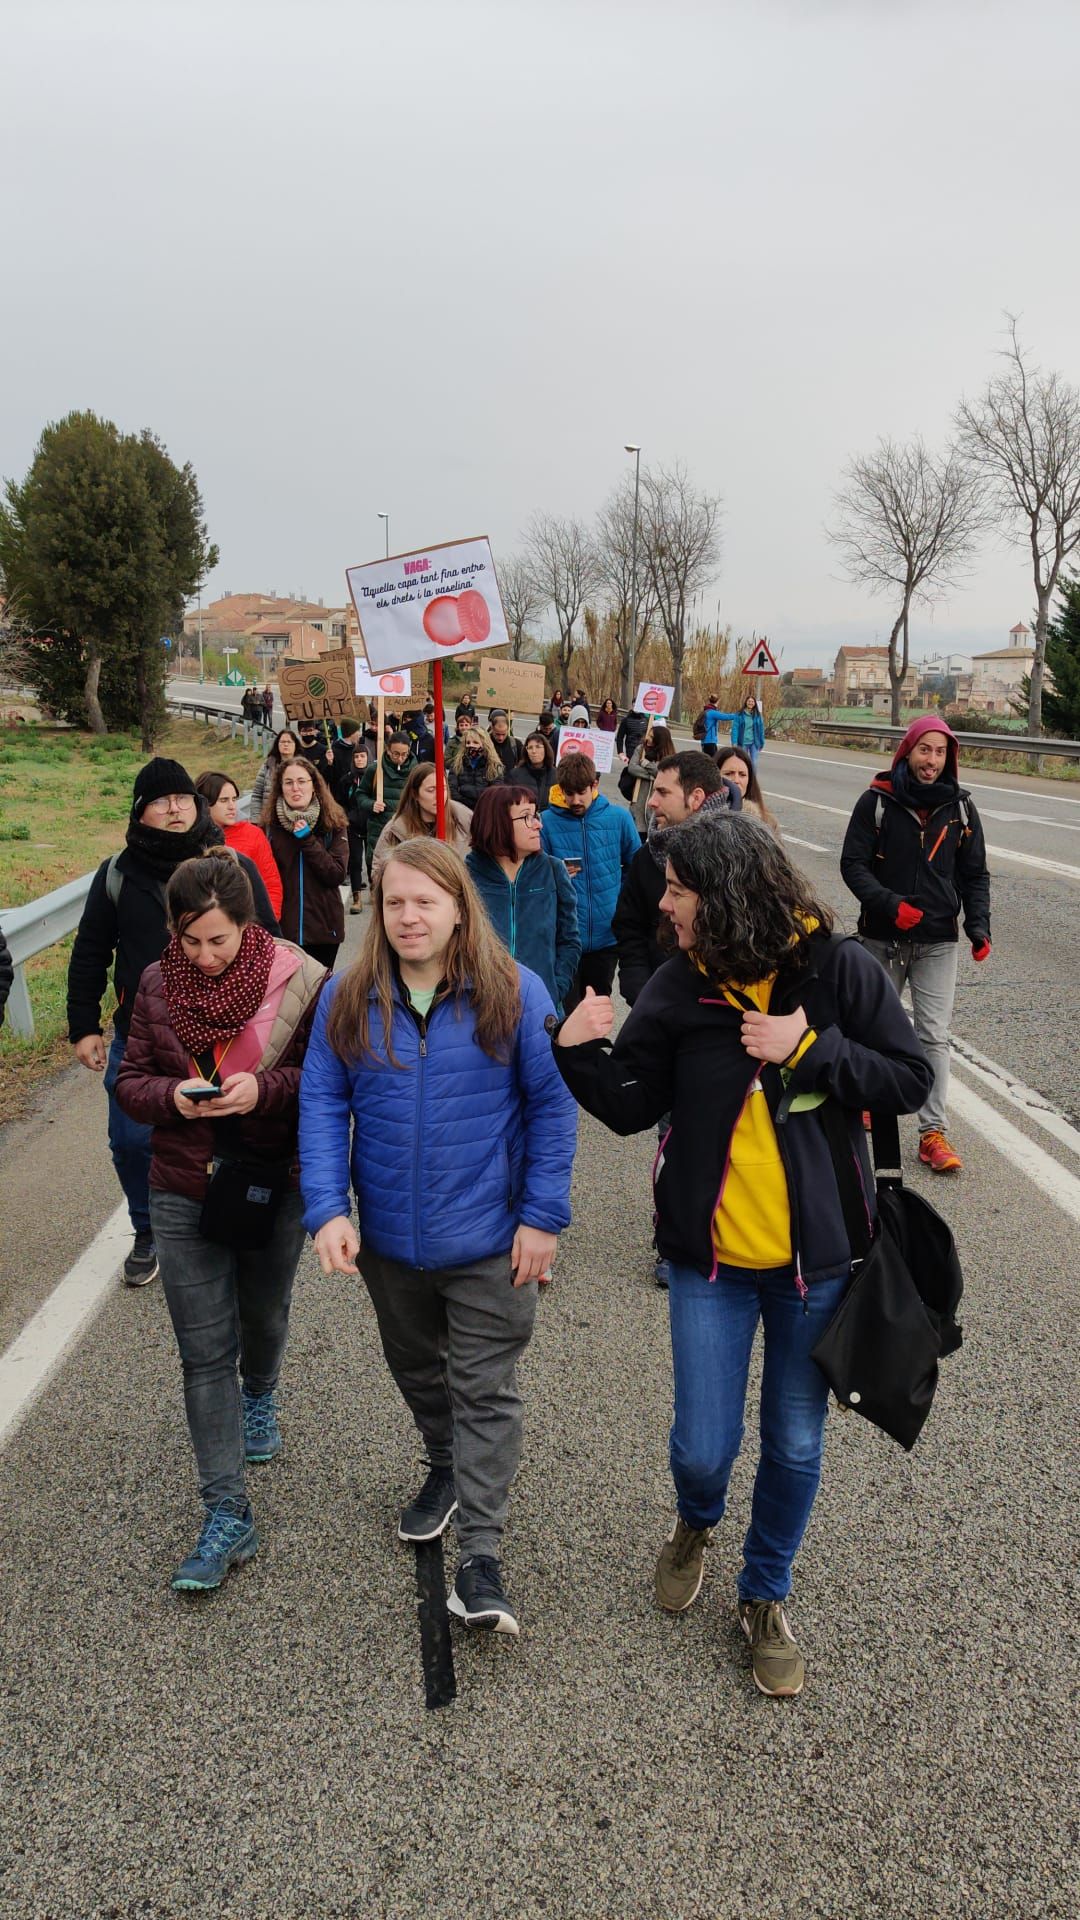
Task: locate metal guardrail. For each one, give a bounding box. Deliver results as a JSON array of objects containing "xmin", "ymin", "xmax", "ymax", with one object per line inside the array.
[
  {"xmin": 807, "ymin": 718, "xmax": 1080, "ymax": 767},
  {"xmin": 1, "ymin": 690, "xmax": 265, "ymax": 1041}
]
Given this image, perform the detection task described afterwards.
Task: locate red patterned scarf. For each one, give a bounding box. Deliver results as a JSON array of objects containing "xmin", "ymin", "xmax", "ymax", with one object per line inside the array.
[{"xmin": 159, "ymin": 922, "xmax": 277, "ymax": 1059}]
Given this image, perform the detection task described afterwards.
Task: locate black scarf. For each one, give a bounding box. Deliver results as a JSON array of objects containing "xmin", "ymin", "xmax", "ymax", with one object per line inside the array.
[
  {"xmin": 890, "ymin": 759, "xmax": 958, "ymax": 814},
  {"xmin": 125, "ymin": 796, "xmax": 215, "ymax": 876}
]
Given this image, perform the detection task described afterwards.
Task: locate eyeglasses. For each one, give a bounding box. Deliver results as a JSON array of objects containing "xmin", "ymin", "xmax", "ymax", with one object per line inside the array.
[{"xmin": 510, "ymin": 810, "xmax": 539, "ymax": 825}]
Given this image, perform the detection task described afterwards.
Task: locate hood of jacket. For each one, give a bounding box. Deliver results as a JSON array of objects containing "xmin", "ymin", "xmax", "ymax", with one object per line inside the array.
[
  {"xmin": 890, "ymin": 713, "xmax": 959, "ymax": 779},
  {"xmin": 548, "ymin": 785, "xmax": 612, "ymax": 818}
]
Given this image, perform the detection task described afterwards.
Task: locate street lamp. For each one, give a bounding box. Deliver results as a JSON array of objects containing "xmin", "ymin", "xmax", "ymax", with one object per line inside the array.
[
  {"xmin": 624, "ymin": 444, "xmax": 642, "ymax": 701},
  {"xmin": 378, "ymin": 511, "xmax": 390, "ymax": 559}
]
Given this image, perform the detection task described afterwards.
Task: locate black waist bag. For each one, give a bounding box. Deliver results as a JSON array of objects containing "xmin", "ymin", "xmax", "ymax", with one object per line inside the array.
[
  {"xmin": 810, "ymin": 1107, "xmax": 963, "ymax": 1451},
  {"xmin": 198, "ymin": 1119, "xmax": 289, "ymax": 1252}
]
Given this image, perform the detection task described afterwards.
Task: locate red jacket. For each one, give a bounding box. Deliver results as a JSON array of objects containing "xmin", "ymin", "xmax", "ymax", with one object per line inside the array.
[
  {"xmin": 115, "ymin": 951, "xmax": 325, "ymax": 1200},
  {"xmin": 224, "ymin": 819, "xmax": 283, "ymax": 918}
]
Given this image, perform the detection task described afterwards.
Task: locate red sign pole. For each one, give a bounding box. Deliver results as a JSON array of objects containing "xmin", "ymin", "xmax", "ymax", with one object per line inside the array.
[{"xmin": 433, "ymin": 659, "xmax": 447, "ymax": 840}]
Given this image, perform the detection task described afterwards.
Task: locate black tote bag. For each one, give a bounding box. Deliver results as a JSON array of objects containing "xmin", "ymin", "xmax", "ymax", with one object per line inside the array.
[{"xmin": 811, "ymin": 1107, "xmax": 963, "ymax": 1451}]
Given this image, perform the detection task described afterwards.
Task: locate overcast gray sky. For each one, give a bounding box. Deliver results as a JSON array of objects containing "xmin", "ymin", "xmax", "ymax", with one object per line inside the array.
[{"xmin": 4, "ymin": 0, "xmax": 1078, "ymax": 667}]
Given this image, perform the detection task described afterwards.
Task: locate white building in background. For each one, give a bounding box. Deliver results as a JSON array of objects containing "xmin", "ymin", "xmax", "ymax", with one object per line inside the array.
[{"xmin": 970, "ymin": 623, "xmax": 1040, "ymax": 715}]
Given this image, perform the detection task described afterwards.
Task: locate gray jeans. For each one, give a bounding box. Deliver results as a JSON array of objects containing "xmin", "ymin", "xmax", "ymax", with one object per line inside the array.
[
  {"xmin": 151, "ymin": 1188, "xmax": 306, "ymax": 1507},
  {"xmin": 860, "ymin": 937, "xmax": 958, "ymax": 1134},
  {"xmin": 359, "ymin": 1247, "xmax": 537, "ymax": 1558}
]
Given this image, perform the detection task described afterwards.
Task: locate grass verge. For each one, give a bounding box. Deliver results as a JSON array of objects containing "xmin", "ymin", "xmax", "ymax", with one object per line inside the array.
[{"xmin": 0, "ymin": 719, "xmax": 266, "ymax": 1122}]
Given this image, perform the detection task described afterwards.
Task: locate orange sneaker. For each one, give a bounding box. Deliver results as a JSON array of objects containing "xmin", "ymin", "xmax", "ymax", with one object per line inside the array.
[{"xmin": 918, "ymin": 1130, "xmax": 962, "ymax": 1173}]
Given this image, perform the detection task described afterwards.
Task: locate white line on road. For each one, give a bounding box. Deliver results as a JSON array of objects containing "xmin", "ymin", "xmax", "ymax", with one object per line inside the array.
[
  {"xmin": 784, "ymin": 834, "xmax": 831, "ymax": 853},
  {"xmin": 949, "ymin": 1038, "xmax": 1080, "ymax": 1160},
  {"xmin": 0, "ymin": 1202, "xmax": 130, "ymax": 1451},
  {"xmin": 771, "ymin": 791, "xmax": 1080, "ymax": 880},
  {"xmin": 771, "ymin": 748, "xmax": 1080, "ymax": 810},
  {"xmin": 945, "ymin": 1077, "xmax": 1080, "ymax": 1226}
]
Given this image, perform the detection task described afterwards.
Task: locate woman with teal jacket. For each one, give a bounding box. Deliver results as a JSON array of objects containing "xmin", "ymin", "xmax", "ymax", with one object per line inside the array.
[{"xmin": 704, "ymin": 695, "xmax": 765, "ymax": 765}]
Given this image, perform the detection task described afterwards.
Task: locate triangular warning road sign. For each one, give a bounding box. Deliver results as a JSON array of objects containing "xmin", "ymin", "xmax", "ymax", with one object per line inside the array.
[{"xmin": 742, "ymin": 637, "xmax": 780, "ymax": 676}]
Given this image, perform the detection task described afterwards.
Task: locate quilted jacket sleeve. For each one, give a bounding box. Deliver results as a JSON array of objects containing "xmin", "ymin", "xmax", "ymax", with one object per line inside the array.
[
  {"xmin": 298, "ymin": 979, "xmax": 356, "ymax": 1234},
  {"xmin": 513, "ymin": 972, "xmax": 578, "ymax": 1234},
  {"xmin": 551, "ymin": 859, "xmax": 582, "ymax": 1004}
]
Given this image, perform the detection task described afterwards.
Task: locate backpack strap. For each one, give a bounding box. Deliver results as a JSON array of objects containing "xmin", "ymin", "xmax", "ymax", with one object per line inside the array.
[{"xmin": 105, "ymin": 852, "xmax": 123, "ymax": 909}]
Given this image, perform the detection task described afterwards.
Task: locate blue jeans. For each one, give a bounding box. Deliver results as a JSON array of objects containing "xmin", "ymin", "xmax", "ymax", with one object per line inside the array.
[
  {"xmin": 104, "ymin": 1028, "xmax": 152, "ymax": 1235},
  {"xmin": 666, "ymin": 1262, "xmax": 848, "ymax": 1601},
  {"xmin": 151, "ymin": 1188, "xmax": 306, "ymax": 1506}
]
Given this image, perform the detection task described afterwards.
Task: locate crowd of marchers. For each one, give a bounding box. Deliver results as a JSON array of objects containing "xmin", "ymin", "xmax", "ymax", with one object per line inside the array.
[{"xmin": 58, "ymin": 688, "xmax": 989, "ymax": 1700}]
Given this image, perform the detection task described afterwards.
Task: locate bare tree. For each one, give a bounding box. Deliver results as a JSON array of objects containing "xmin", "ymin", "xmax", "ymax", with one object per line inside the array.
[
  {"xmin": 956, "ymin": 318, "xmax": 1080, "ymax": 734},
  {"xmin": 497, "ymin": 554, "xmax": 544, "ymax": 661},
  {"xmin": 522, "ymin": 513, "xmax": 601, "ymax": 686},
  {"xmin": 640, "ymin": 464, "xmax": 722, "ymax": 719},
  {"xmin": 828, "ymin": 437, "xmax": 986, "ymax": 724},
  {"xmin": 595, "ymin": 479, "xmax": 657, "ymax": 706}
]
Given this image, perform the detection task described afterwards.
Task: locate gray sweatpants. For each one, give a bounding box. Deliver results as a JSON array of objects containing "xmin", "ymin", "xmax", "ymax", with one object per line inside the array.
[
  {"xmin": 359, "ymin": 1247, "xmax": 537, "ymax": 1557},
  {"xmin": 860, "ymin": 937, "xmax": 959, "ymax": 1135}
]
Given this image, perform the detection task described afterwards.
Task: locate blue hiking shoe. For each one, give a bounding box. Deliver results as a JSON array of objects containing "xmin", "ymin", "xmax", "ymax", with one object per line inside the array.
[
  {"xmin": 242, "ymin": 1388, "xmax": 282, "ymax": 1464},
  {"xmin": 171, "ymin": 1502, "xmax": 259, "ymax": 1592}
]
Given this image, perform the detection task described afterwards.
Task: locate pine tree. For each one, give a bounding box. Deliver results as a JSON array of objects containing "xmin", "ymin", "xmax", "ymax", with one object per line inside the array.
[
  {"xmin": 0, "ymin": 412, "xmax": 216, "ymax": 746},
  {"xmin": 1042, "ymin": 572, "xmax": 1080, "ymax": 739}
]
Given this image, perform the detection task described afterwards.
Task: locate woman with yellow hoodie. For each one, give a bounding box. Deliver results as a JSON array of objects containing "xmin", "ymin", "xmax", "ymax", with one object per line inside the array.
[{"xmin": 551, "ymin": 814, "xmax": 930, "ymax": 1699}]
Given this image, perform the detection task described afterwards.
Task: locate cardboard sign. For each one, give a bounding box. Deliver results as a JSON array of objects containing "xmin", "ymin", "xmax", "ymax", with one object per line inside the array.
[
  {"xmin": 346, "ymin": 536, "xmax": 510, "ymax": 674},
  {"xmin": 634, "ymin": 680, "xmax": 674, "ymax": 717},
  {"xmin": 279, "ymin": 648, "xmax": 363, "ymax": 724},
  {"xmin": 554, "ymin": 726, "xmax": 615, "ymax": 774},
  {"xmin": 477, "ymin": 657, "xmax": 546, "ymax": 714},
  {"xmin": 354, "ymin": 659, "xmax": 413, "ymax": 699},
  {"xmin": 742, "ymin": 637, "xmax": 780, "ymax": 676}
]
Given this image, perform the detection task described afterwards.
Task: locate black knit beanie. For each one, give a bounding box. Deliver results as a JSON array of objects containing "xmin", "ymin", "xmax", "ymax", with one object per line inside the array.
[{"xmin": 131, "ymin": 758, "xmax": 196, "ymax": 817}]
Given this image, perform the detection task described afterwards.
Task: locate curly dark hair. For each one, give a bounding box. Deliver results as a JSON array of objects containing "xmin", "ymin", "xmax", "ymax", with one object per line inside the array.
[{"xmin": 658, "ymin": 813, "xmax": 832, "ymax": 982}]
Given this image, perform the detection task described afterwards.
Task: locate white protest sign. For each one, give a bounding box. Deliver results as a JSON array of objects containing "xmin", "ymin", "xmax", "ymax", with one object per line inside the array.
[
  {"xmin": 634, "ymin": 681, "xmax": 674, "ymax": 718},
  {"xmin": 346, "ymin": 536, "xmax": 510, "ymax": 674},
  {"xmin": 354, "ymin": 659, "xmax": 413, "ymax": 699},
  {"xmin": 555, "ymin": 726, "xmax": 615, "ymax": 774}
]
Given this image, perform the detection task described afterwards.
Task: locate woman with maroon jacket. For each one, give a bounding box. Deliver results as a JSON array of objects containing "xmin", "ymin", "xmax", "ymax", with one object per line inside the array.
[{"xmin": 116, "ymin": 850, "xmax": 326, "ymax": 1593}]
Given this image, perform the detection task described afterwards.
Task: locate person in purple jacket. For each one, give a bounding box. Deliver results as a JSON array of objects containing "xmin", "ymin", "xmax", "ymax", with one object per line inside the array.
[{"xmin": 299, "ymin": 838, "xmax": 577, "ymax": 1639}]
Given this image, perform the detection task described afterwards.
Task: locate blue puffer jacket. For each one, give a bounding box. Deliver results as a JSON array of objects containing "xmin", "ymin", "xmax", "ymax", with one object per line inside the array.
[
  {"xmin": 539, "ymin": 790, "xmax": 640, "ymax": 953},
  {"xmin": 465, "ymin": 849, "xmax": 581, "ymax": 1011},
  {"xmin": 298, "ymin": 965, "xmax": 578, "ymax": 1269}
]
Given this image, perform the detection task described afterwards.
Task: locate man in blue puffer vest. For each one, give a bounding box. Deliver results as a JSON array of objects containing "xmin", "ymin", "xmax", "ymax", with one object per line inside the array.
[{"xmin": 540, "ymin": 751, "xmax": 640, "ymax": 1014}]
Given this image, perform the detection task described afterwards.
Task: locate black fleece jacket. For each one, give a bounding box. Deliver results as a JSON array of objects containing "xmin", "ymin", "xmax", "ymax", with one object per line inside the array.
[
  {"xmin": 554, "ymin": 932, "xmax": 931, "ymax": 1281},
  {"xmin": 840, "ymin": 776, "xmax": 991, "ymax": 945}
]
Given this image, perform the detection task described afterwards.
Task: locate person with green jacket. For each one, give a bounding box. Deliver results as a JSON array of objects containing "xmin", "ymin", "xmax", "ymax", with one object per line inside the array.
[{"xmin": 353, "ymin": 733, "xmax": 415, "ymax": 870}]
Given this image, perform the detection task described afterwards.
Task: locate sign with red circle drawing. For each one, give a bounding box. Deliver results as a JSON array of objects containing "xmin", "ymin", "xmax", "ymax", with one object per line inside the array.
[
  {"xmin": 556, "ymin": 726, "xmax": 615, "ymax": 773},
  {"xmin": 354, "ymin": 660, "xmax": 413, "ymax": 698},
  {"xmin": 346, "ymin": 535, "xmax": 510, "ymax": 674},
  {"xmin": 634, "ymin": 680, "xmax": 674, "ymax": 717}
]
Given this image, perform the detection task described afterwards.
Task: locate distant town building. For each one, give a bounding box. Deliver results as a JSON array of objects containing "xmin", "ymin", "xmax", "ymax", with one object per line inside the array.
[
  {"xmin": 832, "ymin": 645, "xmax": 918, "ymax": 707},
  {"xmin": 181, "ymin": 592, "xmax": 350, "ymax": 671},
  {"xmin": 789, "ymin": 667, "xmax": 831, "ymax": 705}
]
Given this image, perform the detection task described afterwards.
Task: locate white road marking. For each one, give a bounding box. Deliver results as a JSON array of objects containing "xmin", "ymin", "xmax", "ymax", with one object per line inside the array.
[
  {"xmin": 949, "ymin": 1038, "xmax": 1080, "ymax": 1160},
  {"xmin": 0, "ymin": 1202, "xmax": 130, "ymax": 1451},
  {"xmin": 945, "ymin": 1078, "xmax": 1080, "ymax": 1226},
  {"xmin": 979, "ymin": 809, "xmax": 1080, "ymax": 832},
  {"xmin": 770, "ymin": 747, "xmax": 1080, "ymax": 809},
  {"xmin": 784, "ymin": 834, "xmax": 831, "ymax": 853},
  {"xmin": 770, "ymin": 790, "xmax": 1080, "ymax": 881}
]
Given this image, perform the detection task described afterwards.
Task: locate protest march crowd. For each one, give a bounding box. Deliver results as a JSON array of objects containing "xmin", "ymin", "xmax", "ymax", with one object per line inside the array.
[{"xmin": 63, "ymin": 686, "xmax": 990, "ymax": 1700}]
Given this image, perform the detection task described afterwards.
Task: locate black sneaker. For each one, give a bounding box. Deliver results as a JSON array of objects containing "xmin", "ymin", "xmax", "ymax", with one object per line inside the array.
[
  {"xmin": 123, "ymin": 1231, "xmax": 158, "ymax": 1288},
  {"xmin": 447, "ymin": 1555, "xmax": 519, "ymax": 1635},
  {"xmin": 398, "ymin": 1464, "xmax": 458, "ymax": 1542}
]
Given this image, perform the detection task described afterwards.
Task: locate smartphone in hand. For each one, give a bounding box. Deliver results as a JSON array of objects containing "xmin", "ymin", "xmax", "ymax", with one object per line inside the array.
[{"xmin": 181, "ymin": 1082, "xmax": 224, "ymax": 1102}]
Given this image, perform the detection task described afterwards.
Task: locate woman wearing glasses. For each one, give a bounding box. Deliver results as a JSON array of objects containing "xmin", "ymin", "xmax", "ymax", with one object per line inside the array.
[{"xmin": 466, "ymin": 785, "xmax": 580, "ymax": 1013}]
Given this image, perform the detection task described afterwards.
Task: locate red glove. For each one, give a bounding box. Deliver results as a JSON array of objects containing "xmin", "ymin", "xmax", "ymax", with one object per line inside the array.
[
  {"xmin": 895, "ymin": 901, "xmax": 924, "ymax": 932},
  {"xmin": 971, "ymin": 937, "xmax": 991, "ymax": 963}
]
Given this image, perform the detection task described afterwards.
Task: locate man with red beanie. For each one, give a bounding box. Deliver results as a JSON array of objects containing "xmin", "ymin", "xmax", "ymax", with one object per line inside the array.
[{"xmin": 840, "ymin": 716, "xmax": 991, "ymax": 1172}]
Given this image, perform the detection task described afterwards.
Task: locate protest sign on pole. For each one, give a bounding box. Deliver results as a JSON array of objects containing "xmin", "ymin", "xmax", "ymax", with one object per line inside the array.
[
  {"xmin": 634, "ymin": 681, "xmax": 674, "ymax": 718},
  {"xmin": 476, "ymin": 657, "xmax": 546, "ymax": 717},
  {"xmin": 555, "ymin": 726, "xmax": 615, "ymax": 773},
  {"xmin": 279, "ymin": 648, "xmax": 363, "ymax": 724},
  {"xmin": 355, "ymin": 660, "xmax": 413, "ymax": 700},
  {"xmin": 346, "ymin": 537, "xmax": 510, "ymax": 675}
]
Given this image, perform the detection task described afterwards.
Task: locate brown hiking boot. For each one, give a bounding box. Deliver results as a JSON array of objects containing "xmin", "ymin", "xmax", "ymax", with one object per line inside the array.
[
  {"xmin": 654, "ymin": 1517, "xmax": 710, "ymax": 1612},
  {"xmin": 737, "ymin": 1598, "xmax": 805, "ymax": 1697},
  {"xmin": 918, "ymin": 1129, "xmax": 962, "ymax": 1173}
]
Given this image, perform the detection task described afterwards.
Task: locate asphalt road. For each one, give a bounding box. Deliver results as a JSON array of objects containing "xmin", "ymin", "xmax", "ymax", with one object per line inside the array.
[{"xmin": 1, "ymin": 740, "xmax": 1077, "ymax": 1918}]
